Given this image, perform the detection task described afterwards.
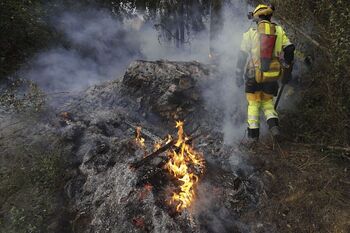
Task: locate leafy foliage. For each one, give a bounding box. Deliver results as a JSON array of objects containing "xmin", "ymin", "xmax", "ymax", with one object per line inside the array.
[
  {"xmin": 267, "ymin": 0, "xmax": 350, "ymax": 145},
  {"xmin": 0, "ymin": 78, "xmax": 46, "ymax": 113},
  {"xmin": 0, "ymin": 0, "xmax": 56, "ymax": 79},
  {"xmin": 0, "ymin": 144, "xmax": 68, "ymax": 233}
]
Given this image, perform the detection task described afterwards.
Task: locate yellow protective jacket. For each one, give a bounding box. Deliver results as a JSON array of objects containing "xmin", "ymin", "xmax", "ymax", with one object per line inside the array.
[{"xmin": 239, "ymin": 21, "xmax": 292, "ymax": 95}]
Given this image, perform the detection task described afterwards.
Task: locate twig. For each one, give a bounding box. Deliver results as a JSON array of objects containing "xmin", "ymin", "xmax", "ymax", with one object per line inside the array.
[
  {"xmin": 321, "ymin": 175, "xmax": 337, "ymax": 191},
  {"xmin": 290, "ymin": 142, "xmax": 350, "ymax": 161},
  {"xmin": 290, "ymin": 142, "xmax": 350, "ymax": 153},
  {"xmin": 0, "ymin": 121, "xmax": 22, "ymax": 131}
]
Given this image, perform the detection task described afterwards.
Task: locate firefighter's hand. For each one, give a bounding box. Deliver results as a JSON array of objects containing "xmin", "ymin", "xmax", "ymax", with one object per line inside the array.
[
  {"xmin": 282, "ymin": 71, "xmax": 292, "ymax": 84},
  {"xmin": 235, "ymin": 69, "xmax": 244, "ymax": 87},
  {"xmin": 281, "ymin": 62, "xmax": 293, "ymax": 85}
]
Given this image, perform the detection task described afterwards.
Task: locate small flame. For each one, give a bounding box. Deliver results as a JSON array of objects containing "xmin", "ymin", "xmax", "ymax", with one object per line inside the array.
[
  {"xmin": 135, "ymin": 126, "xmax": 145, "ymax": 148},
  {"xmin": 166, "ymin": 121, "xmax": 204, "ymax": 211},
  {"xmin": 153, "ymin": 141, "xmax": 162, "ymax": 151},
  {"xmin": 165, "ymin": 134, "xmax": 173, "ymax": 144}
]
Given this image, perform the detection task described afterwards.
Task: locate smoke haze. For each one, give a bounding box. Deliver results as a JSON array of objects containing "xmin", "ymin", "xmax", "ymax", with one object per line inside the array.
[{"xmin": 20, "ymin": 1, "xmax": 251, "ymax": 143}]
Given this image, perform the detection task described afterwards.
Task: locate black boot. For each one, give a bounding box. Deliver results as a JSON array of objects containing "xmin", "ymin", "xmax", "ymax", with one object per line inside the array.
[
  {"xmin": 247, "ymin": 128, "xmax": 259, "ymax": 147},
  {"xmin": 248, "ymin": 128, "xmax": 260, "ymax": 139},
  {"xmin": 267, "ymin": 118, "xmax": 281, "ymax": 140}
]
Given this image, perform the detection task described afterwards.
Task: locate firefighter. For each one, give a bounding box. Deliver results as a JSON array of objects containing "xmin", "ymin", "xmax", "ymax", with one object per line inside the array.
[{"xmin": 235, "ymin": 4, "xmax": 295, "ymax": 142}]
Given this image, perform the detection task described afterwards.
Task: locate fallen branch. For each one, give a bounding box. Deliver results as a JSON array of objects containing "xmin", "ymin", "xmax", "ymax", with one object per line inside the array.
[
  {"xmin": 124, "ymin": 120, "xmax": 162, "ymax": 142},
  {"xmin": 130, "ymin": 139, "xmax": 176, "ymax": 169},
  {"xmin": 129, "ymin": 134, "xmax": 201, "ymax": 169}
]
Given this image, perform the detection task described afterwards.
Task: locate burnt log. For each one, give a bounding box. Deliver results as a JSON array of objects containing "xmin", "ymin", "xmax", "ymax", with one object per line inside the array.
[
  {"xmin": 130, "ymin": 133, "xmax": 202, "ymax": 169},
  {"xmin": 130, "ymin": 139, "xmax": 176, "ymax": 169}
]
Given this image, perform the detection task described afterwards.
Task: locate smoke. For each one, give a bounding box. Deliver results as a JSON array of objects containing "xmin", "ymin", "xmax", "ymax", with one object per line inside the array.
[
  {"xmin": 22, "ymin": 7, "xmax": 211, "ymax": 93},
  {"xmin": 23, "ymin": 9, "xmax": 143, "ymax": 92},
  {"xmin": 19, "ymin": 1, "xmax": 250, "ymax": 143},
  {"xmin": 17, "ymin": 1, "xmax": 259, "ymax": 145},
  {"xmin": 201, "ymin": 2, "xmax": 251, "ymax": 144}
]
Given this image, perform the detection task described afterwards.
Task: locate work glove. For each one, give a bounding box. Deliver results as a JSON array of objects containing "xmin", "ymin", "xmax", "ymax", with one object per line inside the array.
[
  {"xmin": 235, "ymin": 68, "xmax": 244, "ymax": 87},
  {"xmin": 281, "ymin": 62, "xmax": 293, "ymax": 85}
]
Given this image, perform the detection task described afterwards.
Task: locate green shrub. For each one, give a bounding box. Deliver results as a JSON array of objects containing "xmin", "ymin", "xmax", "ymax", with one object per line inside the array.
[
  {"xmin": 0, "ymin": 0, "xmax": 55, "ymax": 79},
  {"xmin": 253, "ymin": 0, "xmax": 350, "ymax": 145},
  {"xmin": 0, "ymin": 143, "xmax": 68, "ymax": 232}
]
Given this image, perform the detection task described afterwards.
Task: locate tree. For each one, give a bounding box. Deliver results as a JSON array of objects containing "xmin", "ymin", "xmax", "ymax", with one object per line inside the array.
[{"xmin": 209, "ymin": 0, "xmax": 223, "ymax": 59}]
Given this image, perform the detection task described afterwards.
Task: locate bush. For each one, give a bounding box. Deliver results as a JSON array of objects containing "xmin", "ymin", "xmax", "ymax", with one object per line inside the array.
[
  {"xmin": 0, "ymin": 143, "xmax": 68, "ymax": 233},
  {"xmin": 253, "ymin": 0, "xmax": 350, "ymax": 145},
  {"xmin": 0, "ymin": 0, "xmax": 55, "ymax": 79}
]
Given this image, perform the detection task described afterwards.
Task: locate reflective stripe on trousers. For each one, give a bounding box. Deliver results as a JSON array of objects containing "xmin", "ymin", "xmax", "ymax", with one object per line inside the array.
[{"xmin": 247, "ymin": 92, "xmax": 278, "ymax": 129}]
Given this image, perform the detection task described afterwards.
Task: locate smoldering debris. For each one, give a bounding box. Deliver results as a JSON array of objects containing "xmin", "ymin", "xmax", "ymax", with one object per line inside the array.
[{"xmin": 48, "ymin": 60, "xmax": 267, "ymax": 233}]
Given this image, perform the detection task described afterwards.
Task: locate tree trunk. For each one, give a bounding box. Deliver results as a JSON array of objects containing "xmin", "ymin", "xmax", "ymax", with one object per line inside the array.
[
  {"xmin": 179, "ymin": 1, "xmax": 185, "ymax": 46},
  {"xmin": 209, "ymin": 0, "xmax": 223, "ymax": 59}
]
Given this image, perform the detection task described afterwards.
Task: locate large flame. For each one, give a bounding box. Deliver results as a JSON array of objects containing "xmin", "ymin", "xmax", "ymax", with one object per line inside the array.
[
  {"xmin": 166, "ymin": 121, "xmax": 204, "ymax": 211},
  {"xmin": 133, "ymin": 121, "xmax": 204, "ymax": 211}
]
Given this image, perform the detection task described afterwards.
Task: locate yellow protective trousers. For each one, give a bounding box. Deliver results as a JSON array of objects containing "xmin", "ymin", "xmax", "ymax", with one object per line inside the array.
[{"xmin": 246, "ymin": 91, "xmax": 278, "ymax": 129}]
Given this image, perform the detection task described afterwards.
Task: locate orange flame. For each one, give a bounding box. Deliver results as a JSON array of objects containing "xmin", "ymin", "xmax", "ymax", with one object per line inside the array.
[
  {"xmin": 153, "ymin": 141, "xmax": 162, "ymax": 151},
  {"xmin": 166, "ymin": 121, "xmax": 204, "ymax": 211},
  {"xmin": 132, "ymin": 121, "xmax": 204, "ymax": 211},
  {"xmin": 135, "ymin": 126, "xmax": 145, "ymax": 148}
]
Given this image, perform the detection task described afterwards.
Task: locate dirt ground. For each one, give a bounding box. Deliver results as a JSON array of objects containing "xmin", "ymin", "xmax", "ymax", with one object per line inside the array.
[{"xmin": 241, "ymin": 140, "xmax": 350, "ymax": 233}]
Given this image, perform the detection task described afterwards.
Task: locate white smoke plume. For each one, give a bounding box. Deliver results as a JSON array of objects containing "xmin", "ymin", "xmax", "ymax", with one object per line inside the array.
[
  {"xmin": 20, "ymin": 1, "xmax": 251, "ymax": 144},
  {"xmin": 23, "ymin": 7, "xmax": 210, "ymax": 92},
  {"xmin": 23, "ymin": 9, "xmax": 143, "ymax": 92}
]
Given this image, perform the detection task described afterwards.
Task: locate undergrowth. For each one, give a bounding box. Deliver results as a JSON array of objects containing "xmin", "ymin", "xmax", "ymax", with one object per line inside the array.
[
  {"xmin": 253, "ymin": 0, "xmax": 350, "ymax": 145},
  {"xmin": 0, "ymin": 142, "xmax": 68, "ymax": 233}
]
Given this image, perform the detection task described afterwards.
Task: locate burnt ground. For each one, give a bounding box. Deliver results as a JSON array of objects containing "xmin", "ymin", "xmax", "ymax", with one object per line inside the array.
[
  {"xmin": 240, "ymin": 141, "xmax": 349, "ymax": 233},
  {"xmin": 0, "ymin": 60, "xmax": 349, "ymax": 233}
]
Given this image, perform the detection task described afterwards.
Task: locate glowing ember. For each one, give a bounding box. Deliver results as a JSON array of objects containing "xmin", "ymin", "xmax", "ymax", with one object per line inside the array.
[
  {"xmin": 135, "ymin": 126, "xmax": 145, "ymax": 148},
  {"xmin": 166, "ymin": 121, "xmax": 204, "ymax": 211},
  {"xmin": 153, "ymin": 141, "xmax": 162, "ymax": 151}
]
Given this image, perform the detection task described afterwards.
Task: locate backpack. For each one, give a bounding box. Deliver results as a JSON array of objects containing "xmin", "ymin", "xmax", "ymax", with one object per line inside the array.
[{"xmin": 255, "ymin": 21, "xmax": 282, "ymax": 83}]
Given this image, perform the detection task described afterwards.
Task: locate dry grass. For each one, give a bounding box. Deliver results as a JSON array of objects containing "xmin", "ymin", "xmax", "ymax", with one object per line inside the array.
[{"xmin": 243, "ymin": 141, "xmax": 349, "ymax": 233}]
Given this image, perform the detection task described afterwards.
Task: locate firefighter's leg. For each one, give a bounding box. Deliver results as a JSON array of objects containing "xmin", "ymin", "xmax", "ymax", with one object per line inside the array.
[
  {"xmin": 246, "ymin": 93, "xmax": 261, "ymax": 139},
  {"xmin": 261, "ymin": 93, "xmax": 280, "ymax": 136}
]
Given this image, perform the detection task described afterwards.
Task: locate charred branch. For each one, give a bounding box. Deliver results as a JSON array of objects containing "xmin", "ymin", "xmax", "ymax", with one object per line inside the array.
[{"xmin": 129, "ymin": 133, "xmax": 202, "ymax": 170}]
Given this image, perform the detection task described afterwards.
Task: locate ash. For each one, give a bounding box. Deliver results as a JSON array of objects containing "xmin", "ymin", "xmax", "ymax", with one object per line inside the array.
[{"xmin": 49, "ymin": 60, "xmax": 264, "ymax": 233}]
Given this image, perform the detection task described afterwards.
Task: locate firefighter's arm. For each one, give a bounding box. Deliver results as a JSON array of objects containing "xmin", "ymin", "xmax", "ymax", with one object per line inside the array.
[
  {"xmin": 235, "ymin": 31, "xmax": 250, "ymax": 87},
  {"xmin": 281, "ymin": 29, "xmax": 295, "ymax": 84},
  {"xmin": 236, "ymin": 51, "xmax": 248, "ymax": 87}
]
